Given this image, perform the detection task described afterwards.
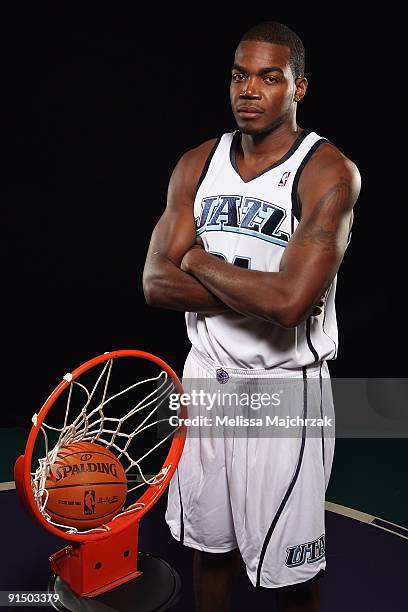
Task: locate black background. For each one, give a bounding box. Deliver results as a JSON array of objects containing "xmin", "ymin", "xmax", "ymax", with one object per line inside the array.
[{"xmin": 3, "ymin": 5, "xmax": 405, "ymax": 427}]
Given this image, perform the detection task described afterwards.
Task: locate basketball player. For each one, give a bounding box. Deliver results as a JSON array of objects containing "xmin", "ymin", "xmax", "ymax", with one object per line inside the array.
[{"xmin": 143, "ymin": 21, "xmax": 360, "ymax": 612}]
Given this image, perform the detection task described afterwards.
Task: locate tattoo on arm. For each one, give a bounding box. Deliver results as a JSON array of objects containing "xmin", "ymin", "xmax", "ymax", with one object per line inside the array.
[{"xmin": 298, "ymin": 178, "xmax": 351, "ymax": 250}]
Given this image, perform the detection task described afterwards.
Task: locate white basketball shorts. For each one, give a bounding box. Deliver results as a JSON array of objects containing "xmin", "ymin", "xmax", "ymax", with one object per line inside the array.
[{"xmin": 165, "ymin": 347, "xmax": 335, "ymax": 588}]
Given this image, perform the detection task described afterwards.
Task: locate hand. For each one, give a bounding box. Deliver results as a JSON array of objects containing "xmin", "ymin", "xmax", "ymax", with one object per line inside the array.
[
  {"xmin": 180, "ymin": 246, "xmax": 203, "ymax": 273},
  {"xmin": 188, "ymin": 236, "xmax": 205, "ymax": 253},
  {"xmin": 180, "ymin": 236, "xmax": 205, "ymax": 272}
]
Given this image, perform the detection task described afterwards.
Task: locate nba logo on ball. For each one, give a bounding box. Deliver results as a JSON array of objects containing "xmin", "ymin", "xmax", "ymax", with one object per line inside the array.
[
  {"xmin": 278, "ymin": 171, "xmax": 291, "ymax": 186},
  {"xmin": 84, "ymin": 490, "xmax": 96, "ymax": 515}
]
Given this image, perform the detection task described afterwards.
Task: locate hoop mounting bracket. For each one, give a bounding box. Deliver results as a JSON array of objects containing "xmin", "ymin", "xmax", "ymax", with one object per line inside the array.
[{"xmin": 49, "ymin": 520, "xmax": 142, "ymax": 597}]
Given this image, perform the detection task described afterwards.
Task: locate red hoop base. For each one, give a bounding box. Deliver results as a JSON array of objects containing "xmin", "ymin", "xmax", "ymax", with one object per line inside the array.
[
  {"xmin": 49, "ymin": 520, "xmax": 142, "ymax": 597},
  {"xmin": 14, "ymin": 349, "xmax": 187, "ymax": 598}
]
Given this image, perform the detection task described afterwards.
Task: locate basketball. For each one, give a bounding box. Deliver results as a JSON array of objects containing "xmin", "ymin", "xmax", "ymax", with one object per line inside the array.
[{"xmin": 44, "ymin": 441, "xmax": 127, "ymax": 530}]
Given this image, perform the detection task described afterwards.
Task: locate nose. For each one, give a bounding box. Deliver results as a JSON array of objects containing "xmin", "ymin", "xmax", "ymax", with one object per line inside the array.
[{"xmin": 239, "ymin": 77, "xmax": 261, "ymax": 99}]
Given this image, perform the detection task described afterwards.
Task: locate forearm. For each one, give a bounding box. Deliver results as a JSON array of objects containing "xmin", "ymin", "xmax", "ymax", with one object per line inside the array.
[
  {"xmin": 182, "ymin": 249, "xmax": 291, "ymax": 325},
  {"xmin": 143, "ymin": 256, "xmax": 229, "ymax": 313}
]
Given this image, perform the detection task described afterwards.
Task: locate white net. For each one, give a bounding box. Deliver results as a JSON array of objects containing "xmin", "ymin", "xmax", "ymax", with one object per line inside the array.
[{"xmin": 30, "ymin": 357, "xmax": 179, "ymax": 535}]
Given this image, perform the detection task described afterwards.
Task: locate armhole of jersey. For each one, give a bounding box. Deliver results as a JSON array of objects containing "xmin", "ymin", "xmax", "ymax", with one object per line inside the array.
[
  {"xmin": 290, "ymin": 138, "xmax": 330, "ymax": 230},
  {"xmin": 290, "ymin": 136, "xmax": 334, "ymax": 364},
  {"xmin": 195, "ymin": 137, "xmax": 222, "ymax": 195}
]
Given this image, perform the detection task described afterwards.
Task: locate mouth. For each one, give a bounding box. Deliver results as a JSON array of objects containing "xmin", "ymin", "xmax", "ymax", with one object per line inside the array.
[{"xmin": 236, "ymin": 107, "xmax": 264, "ymax": 119}]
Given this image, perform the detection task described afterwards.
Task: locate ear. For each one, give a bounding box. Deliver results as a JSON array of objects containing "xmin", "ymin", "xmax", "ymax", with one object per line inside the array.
[{"xmin": 294, "ymin": 76, "xmax": 308, "ymax": 103}]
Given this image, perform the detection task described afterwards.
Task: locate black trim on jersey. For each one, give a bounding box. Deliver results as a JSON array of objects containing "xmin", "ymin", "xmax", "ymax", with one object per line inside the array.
[
  {"xmin": 256, "ymin": 367, "xmax": 308, "ymax": 588},
  {"xmin": 319, "ymin": 362, "xmax": 325, "ymax": 469},
  {"xmin": 290, "ymin": 137, "xmax": 336, "ymax": 362},
  {"xmin": 177, "ymin": 467, "xmax": 185, "ymax": 545},
  {"xmin": 195, "ymin": 137, "xmax": 222, "ymax": 195},
  {"xmin": 306, "ymin": 317, "xmax": 320, "ymax": 363},
  {"xmin": 290, "ymin": 138, "xmax": 329, "ymax": 225},
  {"xmin": 322, "ymin": 299, "xmax": 338, "ymax": 360},
  {"xmin": 230, "ymin": 129, "xmax": 311, "ymax": 184}
]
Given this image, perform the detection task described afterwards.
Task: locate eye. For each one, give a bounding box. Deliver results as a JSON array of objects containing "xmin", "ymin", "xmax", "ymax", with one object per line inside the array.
[
  {"xmin": 232, "ymin": 73, "xmax": 246, "ymax": 82},
  {"xmin": 264, "ymin": 76, "xmax": 278, "ymax": 84}
]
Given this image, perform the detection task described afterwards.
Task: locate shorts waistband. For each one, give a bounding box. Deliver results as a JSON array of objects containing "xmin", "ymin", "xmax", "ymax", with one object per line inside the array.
[{"xmin": 190, "ymin": 346, "xmax": 326, "ymax": 379}]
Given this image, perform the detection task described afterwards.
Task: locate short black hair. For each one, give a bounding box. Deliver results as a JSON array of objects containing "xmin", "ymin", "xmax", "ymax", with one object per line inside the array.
[{"xmin": 240, "ymin": 21, "xmax": 305, "ymax": 78}]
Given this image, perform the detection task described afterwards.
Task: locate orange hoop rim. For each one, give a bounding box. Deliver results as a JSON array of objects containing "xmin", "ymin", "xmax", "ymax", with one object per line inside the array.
[{"xmin": 14, "ymin": 349, "xmax": 186, "ymax": 542}]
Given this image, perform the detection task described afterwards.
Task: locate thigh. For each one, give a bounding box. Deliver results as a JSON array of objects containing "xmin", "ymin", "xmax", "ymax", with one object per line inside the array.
[
  {"xmin": 227, "ymin": 371, "xmax": 330, "ymax": 588},
  {"xmin": 165, "ymin": 350, "xmax": 237, "ymax": 551}
]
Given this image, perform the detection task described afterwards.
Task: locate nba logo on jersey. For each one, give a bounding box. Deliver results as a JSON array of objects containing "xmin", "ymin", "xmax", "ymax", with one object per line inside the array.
[{"xmin": 278, "ymin": 171, "xmax": 291, "ymax": 186}]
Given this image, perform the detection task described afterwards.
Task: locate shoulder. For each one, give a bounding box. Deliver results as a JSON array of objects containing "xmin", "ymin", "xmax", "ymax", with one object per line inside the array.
[
  {"xmin": 169, "ymin": 137, "xmax": 220, "ymax": 198},
  {"xmin": 307, "ymin": 140, "xmax": 359, "ymax": 176},
  {"xmin": 166, "ymin": 137, "xmax": 220, "ymax": 206},
  {"xmin": 299, "ymin": 140, "xmax": 361, "ymax": 212},
  {"xmin": 177, "ymin": 137, "xmax": 220, "ymax": 176}
]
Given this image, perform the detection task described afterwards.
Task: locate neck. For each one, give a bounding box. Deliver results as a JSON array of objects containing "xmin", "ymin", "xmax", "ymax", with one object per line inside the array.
[{"xmin": 240, "ymin": 119, "xmax": 302, "ymax": 159}]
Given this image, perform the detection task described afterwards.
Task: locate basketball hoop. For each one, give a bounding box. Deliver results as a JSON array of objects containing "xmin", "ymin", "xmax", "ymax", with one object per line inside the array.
[{"xmin": 14, "ymin": 349, "xmax": 186, "ymax": 598}]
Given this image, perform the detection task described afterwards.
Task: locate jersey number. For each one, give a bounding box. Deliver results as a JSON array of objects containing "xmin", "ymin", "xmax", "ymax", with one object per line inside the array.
[{"xmin": 210, "ymin": 252, "xmax": 250, "ymax": 269}]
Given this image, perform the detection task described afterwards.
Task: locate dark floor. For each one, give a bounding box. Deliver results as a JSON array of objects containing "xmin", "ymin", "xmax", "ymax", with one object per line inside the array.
[{"xmin": 1, "ymin": 489, "xmax": 406, "ymax": 611}]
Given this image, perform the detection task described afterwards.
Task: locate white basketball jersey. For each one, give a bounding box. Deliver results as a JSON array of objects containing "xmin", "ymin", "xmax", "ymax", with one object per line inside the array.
[{"xmin": 186, "ymin": 129, "xmax": 339, "ymax": 369}]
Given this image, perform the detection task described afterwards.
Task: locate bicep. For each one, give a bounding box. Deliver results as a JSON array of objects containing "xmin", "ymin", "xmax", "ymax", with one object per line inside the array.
[
  {"xmin": 146, "ymin": 206, "xmax": 197, "ymax": 266},
  {"xmin": 145, "ymin": 138, "xmax": 218, "ymax": 268},
  {"xmin": 145, "ymin": 153, "xmax": 198, "ymax": 267},
  {"xmin": 279, "ymin": 161, "xmax": 361, "ymax": 313}
]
